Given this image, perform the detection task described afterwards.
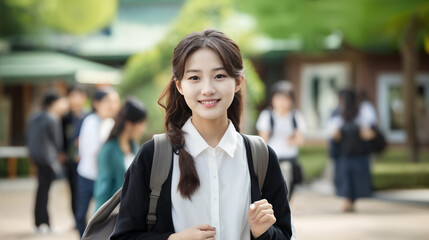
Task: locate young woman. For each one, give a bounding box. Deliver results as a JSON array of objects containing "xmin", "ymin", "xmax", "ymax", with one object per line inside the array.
[
  {"xmin": 256, "ymin": 81, "xmax": 306, "ymax": 200},
  {"xmin": 111, "ymin": 29, "xmax": 294, "ymax": 240},
  {"xmin": 75, "ymin": 88, "xmax": 120, "ymax": 237},
  {"xmin": 94, "ymin": 98, "xmax": 147, "ymax": 210},
  {"xmin": 328, "ymin": 89, "xmax": 375, "ymax": 212}
]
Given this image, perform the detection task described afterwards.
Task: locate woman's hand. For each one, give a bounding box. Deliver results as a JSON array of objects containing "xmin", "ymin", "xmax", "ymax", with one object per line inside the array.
[
  {"xmin": 168, "ymin": 224, "xmax": 216, "ymax": 240},
  {"xmin": 248, "ymin": 199, "xmax": 276, "ymax": 238}
]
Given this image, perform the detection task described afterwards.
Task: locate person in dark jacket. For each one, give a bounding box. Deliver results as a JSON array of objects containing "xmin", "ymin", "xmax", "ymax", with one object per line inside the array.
[
  {"xmin": 111, "ymin": 29, "xmax": 295, "ymax": 240},
  {"xmin": 94, "ymin": 97, "xmax": 147, "ymax": 210},
  {"xmin": 61, "ymin": 84, "xmax": 88, "ymax": 220},
  {"xmin": 26, "ymin": 90, "xmax": 69, "ymax": 233}
]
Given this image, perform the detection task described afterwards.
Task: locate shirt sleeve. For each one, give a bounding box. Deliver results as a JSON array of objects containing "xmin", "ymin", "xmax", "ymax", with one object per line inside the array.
[
  {"xmin": 326, "ymin": 116, "xmax": 343, "ymax": 138},
  {"xmin": 256, "ymin": 110, "xmax": 271, "ymax": 132},
  {"xmin": 253, "ymin": 146, "xmax": 296, "ymax": 240},
  {"xmin": 358, "ymin": 102, "xmax": 377, "ymax": 127}
]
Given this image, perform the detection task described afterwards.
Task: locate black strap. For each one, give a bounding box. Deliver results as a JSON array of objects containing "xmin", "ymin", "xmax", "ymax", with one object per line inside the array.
[{"xmin": 269, "ymin": 110, "xmax": 275, "ymax": 139}]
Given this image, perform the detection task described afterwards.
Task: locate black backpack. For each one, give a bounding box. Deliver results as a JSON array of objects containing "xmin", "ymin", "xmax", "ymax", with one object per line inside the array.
[
  {"xmin": 339, "ymin": 121, "xmax": 369, "ymax": 156},
  {"xmin": 368, "ymin": 126, "xmax": 387, "ymax": 154}
]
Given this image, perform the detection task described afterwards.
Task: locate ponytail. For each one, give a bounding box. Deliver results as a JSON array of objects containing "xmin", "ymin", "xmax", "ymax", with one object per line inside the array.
[{"xmin": 158, "ymin": 78, "xmax": 199, "ymax": 199}]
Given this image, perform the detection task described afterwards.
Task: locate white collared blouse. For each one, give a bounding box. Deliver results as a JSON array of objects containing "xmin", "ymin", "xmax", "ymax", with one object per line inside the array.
[{"xmin": 171, "ymin": 118, "xmax": 251, "ymax": 240}]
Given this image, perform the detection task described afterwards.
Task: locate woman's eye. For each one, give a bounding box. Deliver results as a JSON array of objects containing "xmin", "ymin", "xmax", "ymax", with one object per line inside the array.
[
  {"xmin": 215, "ymin": 74, "xmax": 226, "ymax": 79},
  {"xmin": 188, "ymin": 76, "xmax": 199, "ymax": 80}
]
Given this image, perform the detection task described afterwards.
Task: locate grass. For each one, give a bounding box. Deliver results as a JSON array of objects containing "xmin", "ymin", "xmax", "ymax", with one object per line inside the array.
[{"xmin": 298, "ymin": 145, "xmax": 329, "ymax": 182}]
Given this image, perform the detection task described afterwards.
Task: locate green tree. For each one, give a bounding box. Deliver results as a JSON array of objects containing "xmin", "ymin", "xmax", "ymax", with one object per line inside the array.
[
  {"xmin": 0, "ymin": 0, "xmax": 117, "ymax": 37},
  {"xmin": 239, "ymin": 0, "xmax": 429, "ymax": 162},
  {"xmin": 118, "ymin": 0, "xmax": 265, "ymax": 138}
]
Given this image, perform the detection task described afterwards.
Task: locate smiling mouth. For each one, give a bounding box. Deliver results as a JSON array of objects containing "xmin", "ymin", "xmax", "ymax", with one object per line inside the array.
[{"xmin": 198, "ymin": 99, "xmax": 221, "ymax": 105}]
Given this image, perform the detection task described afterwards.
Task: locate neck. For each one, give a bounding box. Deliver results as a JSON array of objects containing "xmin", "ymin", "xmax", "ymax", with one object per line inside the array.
[
  {"xmin": 191, "ymin": 116, "xmax": 229, "ymax": 148},
  {"xmin": 273, "ymin": 108, "xmax": 291, "ymax": 116},
  {"xmin": 118, "ymin": 131, "xmax": 131, "ymax": 154}
]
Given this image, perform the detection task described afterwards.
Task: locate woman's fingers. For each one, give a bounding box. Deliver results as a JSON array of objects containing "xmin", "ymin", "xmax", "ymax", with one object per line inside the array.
[
  {"xmin": 253, "ymin": 209, "xmax": 274, "ymax": 223},
  {"xmin": 197, "ymin": 224, "xmax": 215, "ymax": 231},
  {"xmin": 249, "ymin": 200, "xmax": 272, "ymax": 220},
  {"xmin": 204, "ymin": 230, "xmax": 216, "ymax": 238},
  {"xmin": 257, "ymin": 214, "xmax": 276, "ymax": 225}
]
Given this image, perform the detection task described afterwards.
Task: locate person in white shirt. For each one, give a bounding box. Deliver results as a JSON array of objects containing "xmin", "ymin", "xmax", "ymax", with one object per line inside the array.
[
  {"xmin": 256, "ymin": 81, "xmax": 306, "ymax": 200},
  {"xmin": 112, "ymin": 29, "xmax": 295, "ymax": 240},
  {"xmin": 75, "ymin": 87, "xmax": 120, "ymax": 237}
]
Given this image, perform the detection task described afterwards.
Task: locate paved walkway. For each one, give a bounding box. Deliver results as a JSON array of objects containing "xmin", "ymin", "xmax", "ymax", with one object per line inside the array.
[{"xmin": 0, "ymin": 178, "xmax": 428, "ymax": 240}]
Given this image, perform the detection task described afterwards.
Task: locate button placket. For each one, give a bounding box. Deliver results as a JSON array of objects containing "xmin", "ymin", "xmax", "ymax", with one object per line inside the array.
[{"xmin": 208, "ymin": 148, "xmax": 220, "ymax": 237}]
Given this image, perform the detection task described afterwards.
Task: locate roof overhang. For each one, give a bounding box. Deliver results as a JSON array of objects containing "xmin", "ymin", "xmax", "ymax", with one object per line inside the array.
[{"xmin": 0, "ymin": 51, "xmax": 121, "ymax": 85}]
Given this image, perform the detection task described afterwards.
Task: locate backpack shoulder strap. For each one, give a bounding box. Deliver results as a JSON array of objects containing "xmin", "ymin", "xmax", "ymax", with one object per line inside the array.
[
  {"xmin": 147, "ymin": 133, "xmax": 173, "ymax": 228},
  {"xmin": 243, "ymin": 134, "xmax": 269, "ymax": 195},
  {"xmin": 291, "ymin": 110, "xmax": 297, "ymax": 130},
  {"xmin": 269, "ymin": 110, "xmax": 275, "ymax": 139}
]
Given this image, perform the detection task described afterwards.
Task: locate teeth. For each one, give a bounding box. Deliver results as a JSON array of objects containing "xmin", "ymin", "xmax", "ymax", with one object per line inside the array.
[{"xmin": 201, "ymin": 100, "xmax": 218, "ymax": 104}]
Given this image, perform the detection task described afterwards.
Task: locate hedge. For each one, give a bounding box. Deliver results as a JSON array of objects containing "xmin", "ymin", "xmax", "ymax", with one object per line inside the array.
[{"xmin": 372, "ymin": 163, "xmax": 429, "ymax": 190}]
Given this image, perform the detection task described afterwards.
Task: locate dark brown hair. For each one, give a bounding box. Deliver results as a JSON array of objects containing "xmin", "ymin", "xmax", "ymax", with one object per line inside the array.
[
  {"xmin": 107, "ymin": 97, "xmax": 147, "ymax": 141},
  {"xmin": 158, "ymin": 29, "xmax": 244, "ymax": 199}
]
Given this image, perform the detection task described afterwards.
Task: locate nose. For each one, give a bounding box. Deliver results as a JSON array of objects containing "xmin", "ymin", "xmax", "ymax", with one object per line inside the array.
[{"xmin": 201, "ymin": 78, "xmax": 215, "ymax": 96}]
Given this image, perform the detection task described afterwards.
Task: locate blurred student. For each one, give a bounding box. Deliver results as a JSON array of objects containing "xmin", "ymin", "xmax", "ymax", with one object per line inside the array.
[
  {"xmin": 75, "ymin": 87, "xmax": 120, "ymax": 237},
  {"xmin": 26, "ymin": 90, "xmax": 69, "ymax": 233},
  {"xmin": 256, "ymin": 81, "xmax": 306, "ymax": 200},
  {"xmin": 328, "ymin": 89, "xmax": 375, "ymax": 212},
  {"xmin": 94, "ymin": 98, "xmax": 147, "ymax": 210},
  {"xmin": 358, "ymin": 90, "xmax": 378, "ymax": 127},
  {"xmin": 61, "ymin": 84, "xmax": 88, "ymax": 220}
]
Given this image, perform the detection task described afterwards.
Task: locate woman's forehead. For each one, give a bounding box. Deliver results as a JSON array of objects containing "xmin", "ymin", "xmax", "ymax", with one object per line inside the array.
[{"xmin": 184, "ymin": 48, "xmax": 224, "ymax": 71}]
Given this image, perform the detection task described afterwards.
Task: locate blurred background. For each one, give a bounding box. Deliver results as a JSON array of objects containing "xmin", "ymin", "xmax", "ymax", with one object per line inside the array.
[{"xmin": 0, "ymin": 0, "xmax": 428, "ymax": 239}]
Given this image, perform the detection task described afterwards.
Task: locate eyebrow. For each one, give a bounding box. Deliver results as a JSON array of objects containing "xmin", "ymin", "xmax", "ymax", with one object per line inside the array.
[{"xmin": 185, "ymin": 67, "xmax": 225, "ymax": 73}]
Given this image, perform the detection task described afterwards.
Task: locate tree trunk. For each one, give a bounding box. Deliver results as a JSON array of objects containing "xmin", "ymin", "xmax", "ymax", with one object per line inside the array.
[{"xmin": 400, "ymin": 15, "xmax": 419, "ymax": 163}]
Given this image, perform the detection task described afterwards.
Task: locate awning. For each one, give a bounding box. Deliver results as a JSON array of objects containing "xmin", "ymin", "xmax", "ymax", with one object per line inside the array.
[{"xmin": 0, "ymin": 51, "xmax": 121, "ymax": 85}]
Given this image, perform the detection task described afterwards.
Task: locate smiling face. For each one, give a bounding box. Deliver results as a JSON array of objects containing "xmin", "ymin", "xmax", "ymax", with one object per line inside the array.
[{"xmin": 176, "ymin": 47, "xmax": 242, "ymax": 125}]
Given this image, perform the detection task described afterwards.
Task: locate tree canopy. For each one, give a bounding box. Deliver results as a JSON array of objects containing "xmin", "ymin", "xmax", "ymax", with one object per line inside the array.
[
  {"xmin": 238, "ymin": 0, "xmax": 429, "ymax": 52},
  {"xmin": 0, "ymin": 0, "xmax": 117, "ymax": 37}
]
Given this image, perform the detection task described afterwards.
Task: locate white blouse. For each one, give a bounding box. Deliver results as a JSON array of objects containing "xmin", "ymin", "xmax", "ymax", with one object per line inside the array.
[
  {"xmin": 256, "ymin": 110, "xmax": 306, "ymax": 159},
  {"xmin": 77, "ymin": 113, "xmax": 114, "ymax": 180},
  {"xmin": 171, "ymin": 118, "xmax": 251, "ymax": 240}
]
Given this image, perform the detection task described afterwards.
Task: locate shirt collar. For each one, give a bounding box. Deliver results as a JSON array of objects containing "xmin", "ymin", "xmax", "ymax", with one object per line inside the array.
[{"xmin": 182, "ymin": 118, "xmax": 238, "ymax": 158}]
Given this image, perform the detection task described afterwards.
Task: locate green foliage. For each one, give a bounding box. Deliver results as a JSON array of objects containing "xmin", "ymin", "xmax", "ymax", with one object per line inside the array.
[
  {"xmin": 237, "ymin": 0, "xmax": 429, "ymax": 52},
  {"xmin": 0, "ymin": 0, "xmax": 118, "ymax": 37},
  {"xmin": 41, "ymin": 0, "xmax": 118, "ymax": 35},
  {"xmin": 299, "ymin": 145, "xmax": 328, "ymax": 182},
  {"xmin": 372, "ymin": 163, "xmax": 429, "ymax": 189},
  {"xmin": 0, "ymin": 0, "xmax": 41, "ymax": 37},
  {"xmin": 118, "ymin": 0, "xmax": 265, "ymax": 138}
]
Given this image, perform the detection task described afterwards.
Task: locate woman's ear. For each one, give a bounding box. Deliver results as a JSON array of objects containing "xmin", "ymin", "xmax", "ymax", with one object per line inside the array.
[
  {"xmin": 235, "ymin": 75, "xmax": 244, "ymax": 93},
  {"xmin": 175, "ymin": 78, "xmax": 184, "ymax": 95}
]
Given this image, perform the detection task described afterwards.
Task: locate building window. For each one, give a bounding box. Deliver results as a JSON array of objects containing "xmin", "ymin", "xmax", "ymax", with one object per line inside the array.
[{"xmin": 377, "ymin": 73, "xmax": 429, "ymax": 144}]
